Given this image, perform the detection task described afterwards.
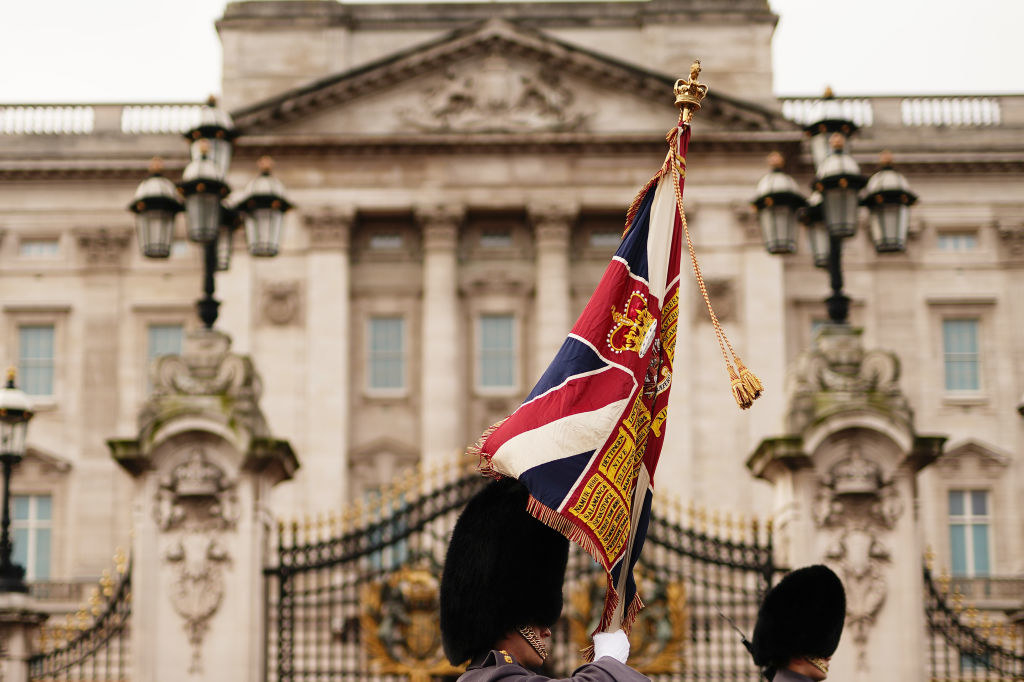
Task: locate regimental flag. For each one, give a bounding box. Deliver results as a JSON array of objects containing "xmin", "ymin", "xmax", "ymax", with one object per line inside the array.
[
  {"xmin": 474, "ymin": 120, "xmax": 688, "ymax": 637},
  {"xmin": 472, "ymin": 63, "xmax": 761, "ymax": 640}
]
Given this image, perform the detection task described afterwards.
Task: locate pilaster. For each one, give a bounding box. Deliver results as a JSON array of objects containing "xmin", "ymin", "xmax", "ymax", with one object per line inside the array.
[
  {"xmin": 417, "ymin": 205, "xmax": 464, "ymax": 469},
  {"xmin": 304, "ymin": 209, "xmax": 353, "ymax": 510},
  {"xmin": 529, "ymin": 203, "xmax": 575, "ymax": 381}
]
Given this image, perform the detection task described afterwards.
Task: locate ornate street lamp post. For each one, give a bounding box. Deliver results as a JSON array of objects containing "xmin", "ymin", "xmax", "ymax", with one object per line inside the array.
[
  {"xmin": 128, "ymin": 97, "xmax": 293, "ymax": 329},
  {"xmin": 0, "ymin": 370, "xmax": 33, "ymax": 593},
  {"xmin": 753, "ymin": 94, "xmax": 917, "ymax": 325}
]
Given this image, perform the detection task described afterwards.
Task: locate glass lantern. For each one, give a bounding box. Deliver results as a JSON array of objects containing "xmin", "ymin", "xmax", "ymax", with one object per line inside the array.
[
  {"xmin": 184, "ymin": 96, "xmax": 237, "ymax": 180},
  {"xmin": 862, "ymin": 152, "xmax": 918, "ymax": 253},
  {"xmin": 752, "ymin": 153, "xmax": 806, "ymax": 255},
  {"xmin": 178, "ymin": 147, "xmax": 229, "ymax": 244},
  {"xmin": 814, "ymin": 134, "xmax": 866, "ymax": 239},
  {"xmin": 234, "ymin": 157, "xmax": 293, "ymax": 258},
  {"xmin": 127, "ymin": 159, "xmax": 183, "ymax": 259}
]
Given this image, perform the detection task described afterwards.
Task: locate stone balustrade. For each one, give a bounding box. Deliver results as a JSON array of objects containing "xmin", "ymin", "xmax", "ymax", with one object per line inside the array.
[{"xmin": 1, "ymin": 96, "xmax": 1022, "ymax": 135}]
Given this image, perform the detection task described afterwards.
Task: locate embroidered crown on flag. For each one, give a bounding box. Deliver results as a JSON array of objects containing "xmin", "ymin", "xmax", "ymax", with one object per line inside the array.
[{"xmin": 469, "ymin": 61, "xmax": 761, "ymax": 644}]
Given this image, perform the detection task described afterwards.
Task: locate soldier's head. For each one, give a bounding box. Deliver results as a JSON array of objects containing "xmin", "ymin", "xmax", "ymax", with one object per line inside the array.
[
  {"xmin": 440, "ymin": 478, "xmax": 569, "ymax": 669},
  {"xmin": 749, "ymin": 564, "xmax": 846, "ymax": 680}
]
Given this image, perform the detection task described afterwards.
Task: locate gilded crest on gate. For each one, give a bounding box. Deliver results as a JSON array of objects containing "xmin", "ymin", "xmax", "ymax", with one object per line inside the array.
[
  {"xmin": 608, "ymin": 292, "xmax": 657, "ymax": 356},
  {"xmin": 569, "ymin": 568, "xmax": 688, "ymax": 674},
  {"xmin": 361, "ymin": 564, "xmax": 462, "ymax": 682}
]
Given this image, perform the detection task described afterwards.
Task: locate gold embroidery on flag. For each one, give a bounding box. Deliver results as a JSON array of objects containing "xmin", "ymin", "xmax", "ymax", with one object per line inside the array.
[{"xmin": 659, "ymin": 290, "xmax": 679, "ymax": 365}]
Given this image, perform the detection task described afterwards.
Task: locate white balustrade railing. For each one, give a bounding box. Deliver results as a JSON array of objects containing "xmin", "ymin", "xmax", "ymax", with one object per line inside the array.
[
  {"xmin": 781, "ymin": 96, "xmax": 1005, "ymax": 128},
  {"xmin": 120, "ymin": 104, "xmax": 204, "ymax": 134},
  {"xmin": 0, "ymin": 97, "xmax": 1014, "ymax": 135},
  {"xmin": 900, "ymin": 97, "xmax": 1001, "ymax": 126},
  {"xmin": 781, "ymin": 97, "xmax": 875, "ymax": 127},
  {"xmin": 0, "ymin": 106, "xmax": 95, "ymax": 134}
]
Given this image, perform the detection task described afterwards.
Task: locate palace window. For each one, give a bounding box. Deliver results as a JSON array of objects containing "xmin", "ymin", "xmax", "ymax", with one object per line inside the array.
[
  {"xmin": 479, "ymin": 229, "xmax": 512, "ymax": 249},
  {"xmin": 948, "ymin": 489, "xmax": 990, "ymax": 577},
  {"xmin": 589, "ymin": 231, "xmax": 621, "ymax": 249},
  {"xmin": 942, "ymin": 319, "xmax": 980, "ymax": 391},
  {"xmin": 368, "ymin": 233, "xmax": 403, "ymax": 250},
  {"xmin": 367, "ymin": 316, "xmax": 405, "ymax": 391},
  {"xmin": 18, "ymin": 325, "xmax": 55, "ymax": 396},
  {"xmin": 19, "ymin": 239, "xmax": 59, "ymax": 257},
  {"xmin": 12, "ymin": 494, "xmax": 51, "ymax": 581},
  {"xmin": 148, "ymin": 324, "xmax": 184, "ymax": 361},
  {"xmin": 937, "ymin": 232, "xmax": 978, "ymax": 251},
  {"xmin": 478, "ymin": 314, "xmax": 517, "ymax": 390}
]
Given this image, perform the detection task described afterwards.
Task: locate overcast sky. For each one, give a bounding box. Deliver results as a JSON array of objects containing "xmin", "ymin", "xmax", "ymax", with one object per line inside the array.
[{"xmin": 1, "ymin": 0, "xmax": 1021, "ymax": 103}]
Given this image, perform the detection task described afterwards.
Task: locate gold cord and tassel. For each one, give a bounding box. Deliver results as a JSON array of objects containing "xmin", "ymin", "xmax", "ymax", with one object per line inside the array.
[{"xmin": 672, "ymin": 61, "xmax": 763, "ymax": 409}]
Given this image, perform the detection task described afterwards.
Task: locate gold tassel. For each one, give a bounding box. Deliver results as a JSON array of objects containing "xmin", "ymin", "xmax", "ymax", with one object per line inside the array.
[
  {"xmin": 729, "ymin": 365, "xmax": 754, "ymax": 410},
  {"xmin": 735, "ymin": 359, "xmax": 763, "ymax": 400}
]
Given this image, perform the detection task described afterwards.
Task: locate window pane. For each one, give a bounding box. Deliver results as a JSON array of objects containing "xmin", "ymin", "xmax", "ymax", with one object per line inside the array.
[
  {"xmin": 368, "ymin": 317, "xmax": 404, "ymax": 390},
  {"xmin": 480, "ymin": 230, "xmax": 512, "ymax": 248},
  {"xmin": 970, "ymin": 490, "xmax": 987, "ymax": 516},
  {"xmin": 938, "ymin": 233, "xmax": 977, "ymax": 251},
  {"xmin": 369, "ymin": 233, "xmax": 403, "ymax": 250},
  {"xmin": 19, "ymin": 325, "xmax": 55, "ymax": 396},
  {"xmin": 148, "ymin": 324, "xmax": 184, "ymax": 360},
  {"xmin": 19, "ymin": 239, "xmax": 59, "ymax": 257},
  {"xmin": 589, "ymin": 231, "xmax": 621, "ymax": 249},
  {"xmin": 942, "ymin": 319, "xmax": 979, "ymax": 391},
  {"xmin": 948, "ymin": 490, "xmax": 965, "ymax": 517},
  {"xmin": 949, "ymin": 524, "xmax": 967, "ymax": 576},
  {"xmin": 479, "ymin": 315, "xmax": 516, "ymax": 388},
  {"xmin": 36, "ymin": 495, "xmax": 52, "ymax": 521},
  {"xmin": 12, "ymin": 528, "xmax": 28, "ymax": 571},
  {"xmin": 971, "ymin": 524, "xmax": 990, "ymax": 576},
  {"xmin": 13, "ymin": 496, "xmax": 30, "ymax": 521},
  {"xmin": 34, "ymin": 528, "xmax": 51, "ymax": 580}
]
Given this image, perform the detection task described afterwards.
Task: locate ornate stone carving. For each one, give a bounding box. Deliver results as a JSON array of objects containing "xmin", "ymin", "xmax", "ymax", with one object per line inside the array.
[
  {"xmin": 75, "ymin": 227, "xmax": 131, "ymax": 268},
  {"xmin": 361, "ymin": 561, "xmax": 462, "ymax": 682},
  {"xmin": 996, "ymin": 221, "xmax": 1024, "ymax": 257},
  {"xmin": 569, "ymin": 567, "xmax": 688, "ymax": 674},
  {"xmin": 401, "ymin": 54, "xmax": 585, "ymax": 133},
  {"xmin": 813, "ymin": 443, "xmax": 903, "ymax": 670},
  {"xmin": 304, "ymin": 210, "xmax": 353, "ymax": 249},
  {"xmin": 788, "ymin": 326, "xmax": 911, "ymax": 434},
  {"xmin": 142, "ymin": 329, "xmax": 269, "ymax": 444},
  {"xmin": 154, "ymin": 448, "xmax": 239, "ymax": 673},
  {"xmin": 260, "ymin": 281, "xmax": 304, "ymax": 326}
]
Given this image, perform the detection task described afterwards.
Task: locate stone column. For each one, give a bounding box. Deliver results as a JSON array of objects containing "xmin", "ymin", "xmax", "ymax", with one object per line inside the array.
[
  {"xmin": 304, "ymin": 210, "xmax": 353, "ymax": 510},
  {"xmin": 417, "ymin": 206, "xmax": 463, "ymax": 470},
  {"xmin": 747, "ymin": 325, "xmax": 945, "ymax": 682},
  {"xmin": 108, "ymin": 329, "xmax": 298, "ymax": 682},
  {"xmin": 529, "ymin": 203, "xmax": 575, "ymax": 382},
  {"xmin": 0, "ymin": 593, "xmax": 47, "ymax": 682}
]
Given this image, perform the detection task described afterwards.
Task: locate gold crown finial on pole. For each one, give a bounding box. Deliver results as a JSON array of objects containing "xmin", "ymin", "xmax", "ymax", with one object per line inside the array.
[{"xmin": 674, "ymin": 60, "xmax": 709, "ymax": 124}]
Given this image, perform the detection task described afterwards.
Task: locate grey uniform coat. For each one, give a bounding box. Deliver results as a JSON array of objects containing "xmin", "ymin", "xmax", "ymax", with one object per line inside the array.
[{"xmin": 457, "ymin": 650, "xmax": 651, "ymax": 682}]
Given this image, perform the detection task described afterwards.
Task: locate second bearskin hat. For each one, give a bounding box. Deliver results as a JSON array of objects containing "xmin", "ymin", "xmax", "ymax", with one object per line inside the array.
[
  {"xmin": 750, "ymin": 564, "xmax": 846, "ymax": 670},
  {"xmin": 440, "ymin": 478, "xmax": 570, "ymax": 665}
]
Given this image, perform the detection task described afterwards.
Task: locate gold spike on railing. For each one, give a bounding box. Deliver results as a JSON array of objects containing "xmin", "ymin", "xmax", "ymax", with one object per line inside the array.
[
  {"xmin": 750, "ymin": 517, "xmax": 760, "ymax": 544},
  {"xmin": 924, "ymin": 546, "xmax": 935, "ymax": 571},
  {"xmin": 114, "ymin": 547, "xmax": 127, "ymax": 575}
]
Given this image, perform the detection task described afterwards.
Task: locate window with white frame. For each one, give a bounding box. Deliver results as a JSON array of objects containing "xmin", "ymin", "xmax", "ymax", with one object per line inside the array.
[
  {"xmin": 942, "ymin": 319, "xmax": 980, "ymax": 391},
  {"xmin": 478, "ymin": 314, "xmax": 517, "ymax": 389},
  {"xmin": 12, "ymin": 494, "xmax": 51, "ymax": 581},
  {"xmin": 18, "ymin": 239, "xmax": 59, "ymax": 257},
  {"xmin": 148, "ymin": 324, "xmax": 184, "ymax": 361},
  {"xmin": 18, "ymin": 325, "xmax": 55, "ymax": 396},
  {"xmin": 937, "ymin": 232, "xmax": 978, "ymax": 251},
  {"xmin": 367, "ymin": 317, "xmax": 405, "ymax": 391},
  {"xmin": 948, "ymin": 489, "xmax": 990, "ymax": 577}
]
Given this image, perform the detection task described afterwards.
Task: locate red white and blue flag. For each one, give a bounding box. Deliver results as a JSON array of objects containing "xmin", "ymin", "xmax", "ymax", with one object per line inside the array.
[{"xmin": 475, "ymin": 122, "xmax": 693, "ymax": 635}]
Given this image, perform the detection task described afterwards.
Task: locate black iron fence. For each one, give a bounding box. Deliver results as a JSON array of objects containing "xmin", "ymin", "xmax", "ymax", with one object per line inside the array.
[
  {"xmin": 28, "ymin": 556, "xmax": 131, "ymax": 682},
  {"xmin": 924, "ymin": 565, "xmax": 1024, "ymax": 681},
  {"xmin": 265, "ymin": 468, "xmax": 777, "ymax": 682}
]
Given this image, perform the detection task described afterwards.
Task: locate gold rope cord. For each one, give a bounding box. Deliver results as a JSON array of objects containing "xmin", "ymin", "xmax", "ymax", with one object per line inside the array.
[{"xmin": 668, "ymin": 120, "xmax": 763, "ymax": 409}]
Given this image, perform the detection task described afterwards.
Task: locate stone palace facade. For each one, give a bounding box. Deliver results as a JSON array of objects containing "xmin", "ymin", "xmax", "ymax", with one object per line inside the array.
[{"xmin": 0, "ymin": 0, "xmax": 1021, "ymax": 663}]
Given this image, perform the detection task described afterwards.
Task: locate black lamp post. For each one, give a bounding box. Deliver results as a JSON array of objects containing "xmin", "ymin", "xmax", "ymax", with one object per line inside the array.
[
  {"xmin": 753, "ymin": 93, "xmax": 917, "ymax": 325},
  {"xmin": 128, "ymin": 97, "xmax": 293, "ymax": 329},
  {"xmin": 0, "ymin": 370, "xmax": 33, "ymax": 593}
]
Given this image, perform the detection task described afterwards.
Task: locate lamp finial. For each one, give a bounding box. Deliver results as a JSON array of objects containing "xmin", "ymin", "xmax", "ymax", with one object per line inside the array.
[{"xmin": 673, "ymin": 60, "xmax": 709, "ymax": 124}]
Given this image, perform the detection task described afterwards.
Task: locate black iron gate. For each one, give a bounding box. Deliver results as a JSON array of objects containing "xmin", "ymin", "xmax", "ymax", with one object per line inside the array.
[{"xmin": 264, "ymin": 469, "xmax": 777, "ymax": 682}]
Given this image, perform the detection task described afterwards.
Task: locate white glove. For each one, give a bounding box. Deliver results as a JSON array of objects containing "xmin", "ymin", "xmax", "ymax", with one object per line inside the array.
[{"xmin": 592, "ymin": 629, "xmax": 630, "ymax": 663}]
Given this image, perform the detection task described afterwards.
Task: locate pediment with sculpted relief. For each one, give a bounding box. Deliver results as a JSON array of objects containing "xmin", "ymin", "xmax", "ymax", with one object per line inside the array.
[
  {"xmin": 932, "ymin": 439, "xmax": 1010, "ymax": 477},
  {"xmin": 233, "ymin": 18, "xmax": 793, "ymax": 139}
]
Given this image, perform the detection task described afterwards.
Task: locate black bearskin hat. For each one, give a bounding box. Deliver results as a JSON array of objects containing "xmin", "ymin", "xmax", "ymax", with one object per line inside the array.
[
  {"xmin": 750, "ymin": 564, "xmax": 846, "ymax": 670},
  {"xmin": 440, "ymin": 478, "xmax": 569, "ymax": 665}
]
